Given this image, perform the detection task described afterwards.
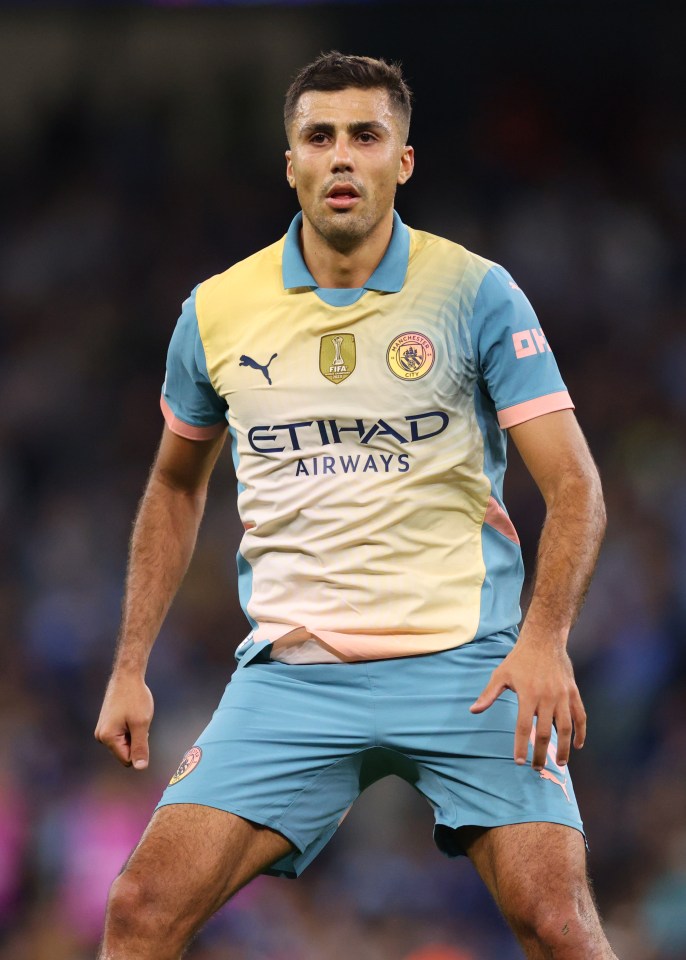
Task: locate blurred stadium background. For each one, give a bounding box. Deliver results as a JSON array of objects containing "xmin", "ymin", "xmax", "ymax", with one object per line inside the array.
[{"xmin": 1, "ymin": 3, "xmax": 685, "ymax": 958}]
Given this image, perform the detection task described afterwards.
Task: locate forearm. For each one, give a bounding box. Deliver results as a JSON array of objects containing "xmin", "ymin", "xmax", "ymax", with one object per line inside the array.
[
  {"xmin": 522, "ymin": 468, "xmax": 606, "ymax": 644},
  {"xmin": 114, "ymin": 473, "xmax": 207, "ymax": 677}
]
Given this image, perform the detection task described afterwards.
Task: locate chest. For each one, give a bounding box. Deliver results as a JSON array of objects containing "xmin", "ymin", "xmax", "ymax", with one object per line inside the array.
[{"xmin": 205, "ymin": 290, "xmax": 475, "ymax": 431}]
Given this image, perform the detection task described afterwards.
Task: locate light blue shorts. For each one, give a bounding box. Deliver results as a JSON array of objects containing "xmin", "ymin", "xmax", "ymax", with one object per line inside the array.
[{"xmin": 157, "ymin": 634, "xmax": 584, "ymax": 877}]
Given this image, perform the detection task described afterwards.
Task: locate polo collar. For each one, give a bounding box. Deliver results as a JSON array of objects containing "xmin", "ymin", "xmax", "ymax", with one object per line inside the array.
[{"xmin": 282, "ymin": 210, "xmax": 410, "ymax": 294}]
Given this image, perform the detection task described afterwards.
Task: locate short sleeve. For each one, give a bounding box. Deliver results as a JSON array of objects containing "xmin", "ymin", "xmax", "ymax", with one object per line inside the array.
[
  {"xmin": 160, "ymin": 286, "xmax": 228, "ymax": 440},
  {"xmin": 470, "ymin": 266, "xmax": 574, "ymax": 428}
]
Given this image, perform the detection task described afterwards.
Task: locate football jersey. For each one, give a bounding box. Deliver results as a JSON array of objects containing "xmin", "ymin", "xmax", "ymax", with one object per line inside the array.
[{"xmin": 161, "ymin": 211, "xmax": 573, "ymax": 662}]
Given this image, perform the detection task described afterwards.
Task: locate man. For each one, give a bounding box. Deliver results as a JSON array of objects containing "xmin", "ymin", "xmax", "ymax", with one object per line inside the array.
[{"xmin": 96, "ymin": 52, "xmax": 616, "ymax": 959}]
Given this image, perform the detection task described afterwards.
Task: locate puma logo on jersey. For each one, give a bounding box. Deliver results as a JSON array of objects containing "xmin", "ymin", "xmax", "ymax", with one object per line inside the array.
[{"xmin": 239, "ymin": 353, "xmax": 278, "ymax": 385}]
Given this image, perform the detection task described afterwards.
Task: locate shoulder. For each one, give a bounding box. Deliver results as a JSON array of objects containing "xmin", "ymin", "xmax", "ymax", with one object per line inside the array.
[
  {"xmin": 405, "ymin": 225, "xmax": 499, "ymax": 302},
  {"xmin": 195, "ymin": 236, "xmax": 286, "ymax": 319},
  {"xmin": 406, "ymin": 225, "xmax": 538, "ymax": 339}
]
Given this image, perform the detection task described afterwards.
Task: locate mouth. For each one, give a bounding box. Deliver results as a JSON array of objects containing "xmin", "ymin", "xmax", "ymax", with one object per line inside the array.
[{"xmin": 325, "ymin": 183, "xmax": 361, "ymax": 211}]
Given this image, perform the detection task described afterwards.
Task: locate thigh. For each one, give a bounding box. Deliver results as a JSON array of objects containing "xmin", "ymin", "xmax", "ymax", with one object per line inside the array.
[
  {"xmin": 157, "ymin": 660, "xmax": 376, "ymax": 876},
  {"xmin": 460, "ymin": 821, "xmax": 596, "ymax": 926},
  {"xmin": 458, "ymin": 822, "xmax": 586, "ymax": 908},
  {"xmin": 119, "ymin": 803, "xmax": 294, "ymax": 928},
  {"xmin": 460, "ymin": 823, "xmax": 617, "ymax": 959}
]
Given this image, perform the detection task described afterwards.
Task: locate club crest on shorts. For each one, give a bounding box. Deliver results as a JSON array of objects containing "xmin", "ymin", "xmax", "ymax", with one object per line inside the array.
[
  {"xmin": 320, "ymin": 333, "xmax": 355, "ymax": 384},
  {"xmin": 169, "ymin": 746, "xmax": 202, "ymax": 786},
  {"xmin": 387, "ymin": 332, "xmax": 435, "ymax": 380}
]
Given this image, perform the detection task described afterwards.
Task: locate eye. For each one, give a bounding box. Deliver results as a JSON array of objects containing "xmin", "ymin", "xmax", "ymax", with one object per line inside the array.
[
  {"xmin": 309, "ymin": 133, "xmax": 329, "ymax": 145},
  {"xmin": 357, "ymin": 132, "xmax": 378, "ymax": 144}
]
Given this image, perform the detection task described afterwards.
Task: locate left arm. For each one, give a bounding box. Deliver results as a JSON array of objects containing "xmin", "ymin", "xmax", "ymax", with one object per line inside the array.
[{"xmin": 470, "ymin": 409, "xmax": 606, "ymax": 770}]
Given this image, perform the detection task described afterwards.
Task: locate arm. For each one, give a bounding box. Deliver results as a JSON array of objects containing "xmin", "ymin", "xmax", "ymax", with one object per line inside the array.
[
  {"xmin": 470, "ymin": 409, "xmax": 606, "ymax": 770},
  {"xmin": 95, "ymin": 424, "xmax": 226, "ymax": 769}
]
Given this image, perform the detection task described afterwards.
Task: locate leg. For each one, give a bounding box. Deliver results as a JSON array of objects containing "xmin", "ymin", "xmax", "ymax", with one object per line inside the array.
[
  {"xmin": 459, "ymin": 822, "xmax": 618, "ymax": 959},
  {"xmin": 99, "ymin": 803, "xmax": 294, "ymax": 960}
]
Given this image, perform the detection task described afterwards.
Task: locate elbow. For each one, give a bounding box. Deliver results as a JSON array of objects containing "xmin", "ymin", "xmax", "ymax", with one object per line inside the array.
[
  {"xmin": 150, "ymin": 467, "xmax": 209, "ymax": 508},
  {"xmin": 594, "ymin": 472, "xmax": 607, "ymax": 539},
  {"xmin": 547, "ymin": 459, "xmax": 607, "ymax": 537},
  {"xmin": 575, "ymin": 462, "xmax": 607, "ymax": 539}
]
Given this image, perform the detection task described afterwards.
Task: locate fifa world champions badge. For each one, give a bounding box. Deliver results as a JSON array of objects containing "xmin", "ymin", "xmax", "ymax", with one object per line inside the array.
[
  {"xmin": 169, "ymin": 746, "xmax": 202, "ymax": 786},
  {"xmin": 387, "ymin": 332, "xmax": 435, "ymax": 380},
  {"xmin": 320, "ymin": 333, "xmax": 356, "ymax": 384}
]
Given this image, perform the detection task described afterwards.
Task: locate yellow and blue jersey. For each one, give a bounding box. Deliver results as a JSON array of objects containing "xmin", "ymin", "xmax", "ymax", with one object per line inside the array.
[{"xmin": 161, "ymin": 212, "xmax": 573, "ymax": 662}]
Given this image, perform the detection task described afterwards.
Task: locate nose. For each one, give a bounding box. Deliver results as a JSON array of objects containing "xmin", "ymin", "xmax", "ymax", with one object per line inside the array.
[{"xmin": 330, "ymin": 134, "xmax": 354, "ymax": 172}]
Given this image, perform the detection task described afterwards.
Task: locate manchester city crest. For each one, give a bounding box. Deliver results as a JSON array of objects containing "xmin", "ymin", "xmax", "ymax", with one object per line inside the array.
[
  {"xmin": 168, "ymin": 746, "xmax": 202, "ymax": 786},
  {"xmin": 387, "ymin": 332, "xmax": 435, "ymax": 380},
  {"xmin": 320, "ymin": 333, "xmax": 356, "ymax": 384}
]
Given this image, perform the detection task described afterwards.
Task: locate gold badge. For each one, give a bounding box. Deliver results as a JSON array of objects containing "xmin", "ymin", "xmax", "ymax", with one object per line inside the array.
[
  {"xmin": 169, "ymin": 746, "xmax": 202, "ymax": 786},
  {"xmin": 320, "ymin": 334, "xmax": 356, "ymax": 384},
  {"xmin": 387, "ymin": 332, "xmax": 435, "ymax": 380}
]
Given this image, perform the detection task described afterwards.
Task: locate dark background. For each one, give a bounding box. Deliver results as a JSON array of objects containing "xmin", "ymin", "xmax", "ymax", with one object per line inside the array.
[{"xmin": 1, "ymin": 3, "xmax": 685, "ymax": 958}]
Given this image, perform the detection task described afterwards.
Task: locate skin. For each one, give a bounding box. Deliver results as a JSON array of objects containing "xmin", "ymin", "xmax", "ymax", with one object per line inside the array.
[
  {"xmin": 285, "ymin": 87, "xmax": 414, "ymax": 287},
  {"xmin": 100, "ymin": 804, "xmax": 294, "ymax": 960},
  {"xmin": 95, "ymin": 429, "xmax": 226, "ymax": 771},
  {"xmin": 458, "ymin": 823, "xmax": 616, "ymax": 959},
  {"xmin": 472, "ymin": 408, "xmax": 605, "ymax": 771},
  {"xmin": 95, "ymin": 85, "xmax": 615, "ymax": 959}
]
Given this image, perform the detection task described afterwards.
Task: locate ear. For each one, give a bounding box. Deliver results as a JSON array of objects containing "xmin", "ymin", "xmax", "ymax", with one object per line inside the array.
[
  {"xmin": 285, "ymin": 150, "xmax": 296, "ymax": 189},
  {"xmin": 397, "ymin": 145, "xmax": 415, "ymax": 186}
]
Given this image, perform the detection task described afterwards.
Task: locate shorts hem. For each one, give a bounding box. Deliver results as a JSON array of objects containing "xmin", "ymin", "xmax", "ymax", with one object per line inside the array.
[{"xmin": 434, "ymin": 815, "xmax": 586, "ymax": 858}]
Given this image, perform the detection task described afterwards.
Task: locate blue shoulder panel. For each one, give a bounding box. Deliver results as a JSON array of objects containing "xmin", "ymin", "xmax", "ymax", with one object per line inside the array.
[
  {"xmin": 162, "ymin": 287, "xmax": 228, "ymax": 428},
  {"xmin": 469, "ymin": 266, "xmax": 568, "ymax": 414}
]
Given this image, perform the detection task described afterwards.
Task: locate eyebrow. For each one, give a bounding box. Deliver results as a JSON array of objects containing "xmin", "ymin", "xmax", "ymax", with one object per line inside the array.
[{"xmin": 298, "ymin": 120, "xmax": 391, "ymax": 139}]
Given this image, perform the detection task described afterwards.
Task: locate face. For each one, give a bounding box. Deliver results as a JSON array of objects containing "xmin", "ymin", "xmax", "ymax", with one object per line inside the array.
[{"xmin": 285, "ymin": 87, "xmax": 414, "ymax": 252}]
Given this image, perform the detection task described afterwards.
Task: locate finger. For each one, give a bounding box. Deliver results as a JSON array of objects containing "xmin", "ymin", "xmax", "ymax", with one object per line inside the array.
[
  {"xmin": 570, "ymin": 689, "xmax": 587, "ymax": 749},
  {"xmin": 129, "ymin": 721, "xmax": 150, "ymax": 770},
  {"xmin": 554, "ymin": 707, "xmax": 573, "ymax": 767},
  {"xmin": 97, "ymin": 727, "xmax": 133, "ymax": 766},
  {"xmin": 513, "ymin": 702, "xmax": 535, "ymax": 765},
  {"xmin": 114, "ymin": 731, "xmax": 133, "ymax": 766},
  {"xmin": 470, "ymin": 676, "xmax": 507, "ymax": 714},
  {"xmin": 532, "ymin": 710, "xmax": 554, "ymax": 770}
]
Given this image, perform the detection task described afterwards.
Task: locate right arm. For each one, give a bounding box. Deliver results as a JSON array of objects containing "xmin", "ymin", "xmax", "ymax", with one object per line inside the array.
[{"xmin": 95, "ymin": 424, "xmax": 226, "ymax": 769}]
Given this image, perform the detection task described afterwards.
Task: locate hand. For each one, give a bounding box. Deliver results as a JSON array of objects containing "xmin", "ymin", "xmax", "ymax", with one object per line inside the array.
[
  {"xmin": 469, "ymin": 634, "xmax": 586, "ymax": 770},
  {"xmin": 95, "ymin": 672, "xmax": 155, "ymax": 770}
]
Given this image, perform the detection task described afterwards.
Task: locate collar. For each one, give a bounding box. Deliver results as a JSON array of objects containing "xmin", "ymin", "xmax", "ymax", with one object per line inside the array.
[{"xmin": 282, "ymin": 210, "xmax": 410, "ymax": 293}]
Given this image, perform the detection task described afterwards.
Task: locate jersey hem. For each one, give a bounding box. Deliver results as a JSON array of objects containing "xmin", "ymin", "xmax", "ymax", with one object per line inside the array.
[{"xmin": 252, "ymin": 623, "xmax": 480, "ymax": 662}]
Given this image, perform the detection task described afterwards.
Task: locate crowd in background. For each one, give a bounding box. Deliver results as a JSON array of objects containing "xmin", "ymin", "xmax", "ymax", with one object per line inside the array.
[{"xmin": 0, "ymin": 7, "xmax": 685, "ymax": 959}]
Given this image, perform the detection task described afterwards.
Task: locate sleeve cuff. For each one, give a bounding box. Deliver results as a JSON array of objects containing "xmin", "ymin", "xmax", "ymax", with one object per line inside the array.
[
  {"xmin": 160, "ymin": 394, "xmax": 226, "ymax": 440},
  {"xmin": 497, "ymin": 390, "xmax": 574, "ymax": 429}
]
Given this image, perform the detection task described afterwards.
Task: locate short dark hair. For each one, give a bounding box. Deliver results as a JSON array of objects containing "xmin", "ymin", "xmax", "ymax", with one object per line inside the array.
[{"xmin": 284, "ymin": 51, "xmax": 412, "ymax": 142}]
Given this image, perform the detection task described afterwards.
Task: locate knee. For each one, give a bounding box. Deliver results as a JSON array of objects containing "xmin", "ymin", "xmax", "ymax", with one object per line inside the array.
[
  {"xmin": 506, "ymin": 885, "xmax": 603, "ymax": 955},
  {"xmin": 530, "ymin": 902, "xmax": 588, "ymax": 950},
  {"xmin": 105, "ymin": 870, "xmax": 163, "ymax": 941}
]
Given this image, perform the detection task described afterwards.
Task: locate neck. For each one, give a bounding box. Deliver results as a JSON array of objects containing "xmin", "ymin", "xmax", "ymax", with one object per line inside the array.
[{"xmin": 300, "ymin": 209, "xmax": 394, "ymax": 288}]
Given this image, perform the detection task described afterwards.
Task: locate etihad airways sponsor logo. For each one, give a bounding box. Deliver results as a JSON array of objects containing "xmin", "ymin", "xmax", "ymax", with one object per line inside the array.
[{"xmin": 247, "ymin": 411, "xmax": 449, "ymax": 454}]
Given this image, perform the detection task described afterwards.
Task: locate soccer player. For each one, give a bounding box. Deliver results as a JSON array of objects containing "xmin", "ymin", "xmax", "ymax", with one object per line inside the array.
[{"xmin": 95, "ymin": 52, "xmax": 617, "ymax": 959}]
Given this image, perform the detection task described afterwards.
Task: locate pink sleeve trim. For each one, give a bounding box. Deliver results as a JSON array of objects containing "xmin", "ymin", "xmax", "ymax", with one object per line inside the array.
[
  {"xmin": 160, "ymin": 395, "xmax": 226, "ymax": 440},
  {"xmin": 497, "ymin": 390, "xmax": 574, "ymax": 429},
  {"xmin": 484, "ymin": 496, "xmax": 520, "ymax": 545}
]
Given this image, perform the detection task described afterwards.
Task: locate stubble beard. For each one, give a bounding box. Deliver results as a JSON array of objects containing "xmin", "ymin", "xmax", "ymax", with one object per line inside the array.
[
  {"xmin": 310, "ymin": 211, "xmax": 374, "ymax": 254},
  {"xmin": 304, "ymin": 178, "xmax": 396, "ymax": 254}
]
